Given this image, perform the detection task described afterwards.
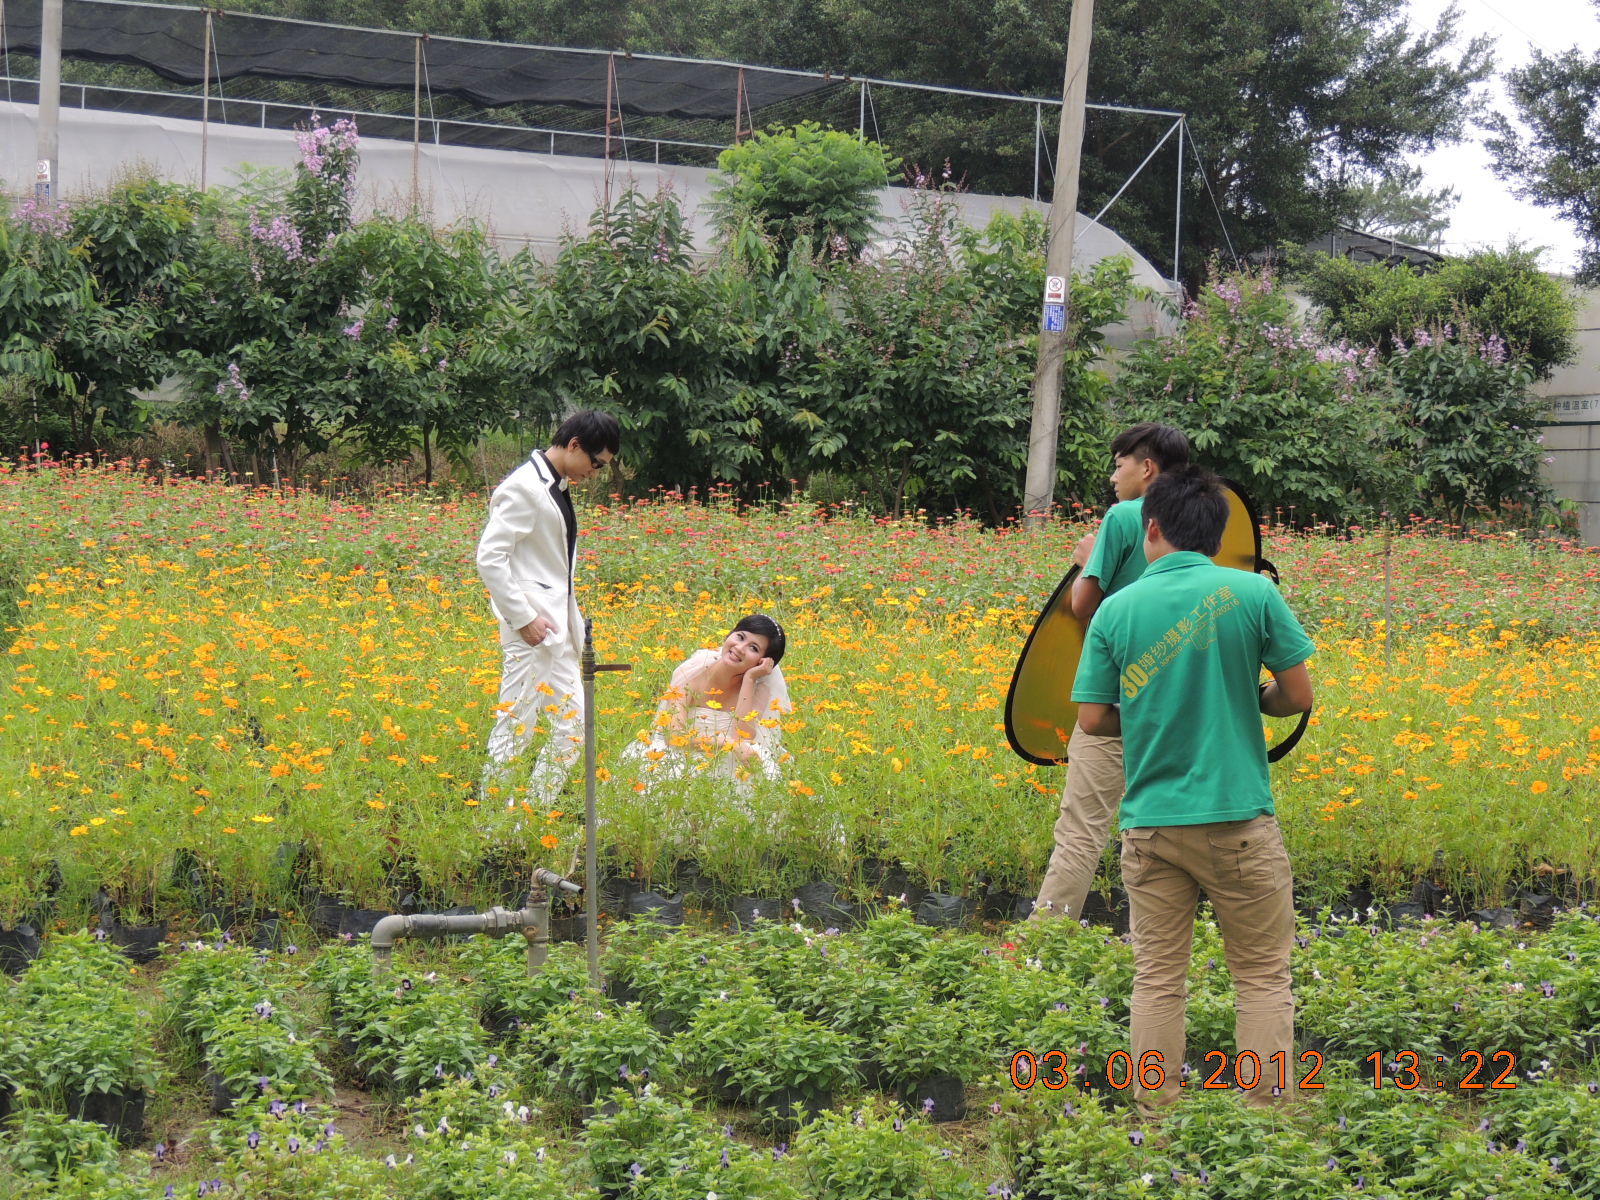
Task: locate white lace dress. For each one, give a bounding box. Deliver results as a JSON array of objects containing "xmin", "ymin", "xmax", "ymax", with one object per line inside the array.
[{"xmin": 622, "ymin": 648, "xmax": 792, "ymax": 790}]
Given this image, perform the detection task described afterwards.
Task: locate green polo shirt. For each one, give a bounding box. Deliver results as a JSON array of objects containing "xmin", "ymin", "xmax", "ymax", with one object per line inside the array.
[
  {"xmin": 1072, "ymin": 551, "xmax": 1316, "ymax": 829},
  {"xmin": 1082, "ymin": 499, "xmax": 1147, "ymax": 598}
]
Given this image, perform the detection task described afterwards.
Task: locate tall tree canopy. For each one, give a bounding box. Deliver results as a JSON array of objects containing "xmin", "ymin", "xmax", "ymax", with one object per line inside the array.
[{"xmin": 1485, "ymin": 9, "xmax": 1600, "ymax": 284}]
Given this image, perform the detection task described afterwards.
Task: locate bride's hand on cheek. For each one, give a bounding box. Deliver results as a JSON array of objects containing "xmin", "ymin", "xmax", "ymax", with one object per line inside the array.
[{"xmin": 745, "ymin": 657, "xmax": 776, "ymax": 684}]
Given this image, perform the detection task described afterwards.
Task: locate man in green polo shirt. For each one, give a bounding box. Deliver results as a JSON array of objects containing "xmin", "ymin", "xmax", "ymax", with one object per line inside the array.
[
  {"xmin": 1030, "ymin": 422, "xmax": 1191, "ymax": 924},
  {"xmin": 1074, "ymin": 464, "xmax": 1315, "ymax": 1115}
]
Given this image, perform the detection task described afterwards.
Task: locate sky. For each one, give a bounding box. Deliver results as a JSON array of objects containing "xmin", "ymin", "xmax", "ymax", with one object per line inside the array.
[{"xmin": 1406, "ymin": 0, "xmax": 1600, "ymax": 274}]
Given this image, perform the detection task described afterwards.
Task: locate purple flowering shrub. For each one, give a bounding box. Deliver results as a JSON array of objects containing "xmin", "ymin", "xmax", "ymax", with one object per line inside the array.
[{"xmin": 1111, "ymin": 264, "xmax": 1408, "ymax": 527}]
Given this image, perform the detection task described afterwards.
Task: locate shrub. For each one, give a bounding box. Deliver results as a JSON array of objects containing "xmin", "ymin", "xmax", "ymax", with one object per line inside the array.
[
  {"xmin": 1299, "ymin": 245, "xmax": 1578, "ymax": 379},
  {"xmin": 1387, "ymin": 332, "xmax": 1556, "ymax": 521},
  {"xmin": 1110, "ymin": 265, "xmax": 1408, "ymax": 525},
  {"xmin": 709, "ymin": 121, "xmax": 898, "ymax": 258},
  {"xmin": 790, "ymin": 1096, "xmax": 977, "ymax": 1200}
]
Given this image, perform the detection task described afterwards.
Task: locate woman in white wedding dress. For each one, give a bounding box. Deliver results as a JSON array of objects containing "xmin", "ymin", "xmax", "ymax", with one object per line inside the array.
[{"xmin": 624, "ymin": 614, "xmax": 792, "ymax": 790}]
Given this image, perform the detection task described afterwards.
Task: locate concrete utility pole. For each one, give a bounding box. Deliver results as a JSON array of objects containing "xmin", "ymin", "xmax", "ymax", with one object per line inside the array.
[
  {"xmin": 35, "ymin": 0, "xmax": 64, "ymax": 202},
  {"xmin": 1021, "ymin": 0, "xmax": 1096, "ymax": 527}
]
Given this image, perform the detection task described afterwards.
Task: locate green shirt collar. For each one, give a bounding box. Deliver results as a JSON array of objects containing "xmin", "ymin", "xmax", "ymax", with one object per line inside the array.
[{"xmin": 1140, "ymin": 550, "xmax": 1213, "ymax": 577}]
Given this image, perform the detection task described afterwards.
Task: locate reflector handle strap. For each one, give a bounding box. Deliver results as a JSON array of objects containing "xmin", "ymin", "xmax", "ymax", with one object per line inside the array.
[{"xmin": 1267, "ymin": 707, "xmax": 1311, "ymax": 764}]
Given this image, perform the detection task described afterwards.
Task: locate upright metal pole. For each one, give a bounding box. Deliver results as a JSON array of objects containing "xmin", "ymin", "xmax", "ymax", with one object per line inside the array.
[
  {"xmin": 35, "ymin": 0, "xmax": 62, "ymax": 201},
  {"xmin": 411, "ymin": 37, "xmax": 421, "ymax": 209},
  {"xmin": 1172, "ymin": 119, "xmax": 1184, "ymax": 292},
  {"xmin": 1033, "ymin": 102, "xmax": 1042, "ymax": 203},
  {"xmin": 579, "ymin": 621, "xmax": 629, "ymax": 989},
  {"xmin": 582, "ymin": 625, "xmax": 599, "ymax": 986},
  {"xmin": 1022, "ymin": 0, "xmax": 1096, "ymax": 526},
  {"xmin": 200, "ymin": 11, "xmax": 213, "ymax": 192},
  {"xmin": 858, "ymin": 81, "xmax": 866, "ymax": 141},
  {"xmin": 602, "ymin": 53, "xmax": 616, "ymax": 218}
]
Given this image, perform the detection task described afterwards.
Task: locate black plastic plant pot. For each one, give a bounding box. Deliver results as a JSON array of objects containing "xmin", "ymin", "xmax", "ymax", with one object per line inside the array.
[
  {"xmin": 0, "ymin": 1082, "xmax": 14, "ymax": 1124},
  {"xmin": 205, "ymin": 1069, "xmax": 240, "ymax": 1115},
  {"xmin": 600, "ymin": 876, "xmax": 636, "ymax": 918},
  {"xmin": 981, "ymin": 889, "xmax": 1024, "ymax": 922},
  {"xmin": 1382, "ymin": 902, "xmax": 1429, "ymax": 928},
  {"xmin": 625, "ymin": 890, "xmax": 684, "ymax": 926},
  {"xmin": 338, "ymin": 908, "xmax": 394, "ymax": 938},
  {"xmin": 721, "ymin": 895, "xmax": 786, "ymax": 930},
  {"xmin": 899, "ymin": 1072, "xmax": 967, "ymax": 1122},
  {"xmin": 763, "ymin": 1086, "xmax": 831, "ymax": 1133},
  {"xmin": 1078, "ymin": 887, "xmax": 1130, "ymax": 935},
  {"xmin": 914, "ymin": 892, "xmax": 975, "ymax": 929},
  {"xmin": 1469, "ymin": 907, "xmax": 1519, "ymax": 930},
  {"xmin": 66, "ymin": 1087, "xmax": 146, "ymax": 1144},
  {"xmin": 310, "ymin": 897, "xmax": 351, "ymax": 937},
  {"xmin": 549, "ymin": 913, "xmax": 586, "ymax": 943},
  {"xmin": 248, "ymin": 918, "xmax": 284, "ymax": 951},
  {"xmin": 108, "ymin": 922, "xmax": 168, "ymax": 963},
  {"xmin": 0, "ymin": 923, "xmax": 41, "ymax": 975}
]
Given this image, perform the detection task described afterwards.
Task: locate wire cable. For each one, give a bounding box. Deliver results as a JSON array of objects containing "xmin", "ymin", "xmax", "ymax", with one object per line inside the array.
[{"xmin": 1183, "ymin": 128, "xmax": 1240, "ymax": 269}]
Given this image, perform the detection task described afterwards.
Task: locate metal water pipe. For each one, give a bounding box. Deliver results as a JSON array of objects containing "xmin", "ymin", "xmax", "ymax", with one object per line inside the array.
[{"xmin": 371, "ymin": 867, "xmax": 582, "ymax": 978}]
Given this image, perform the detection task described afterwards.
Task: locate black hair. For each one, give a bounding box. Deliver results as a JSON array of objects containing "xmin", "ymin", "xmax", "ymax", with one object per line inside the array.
[
  {"xmin": 732, "ymin": 613, "xmax": 786, "ymax": 666},
  {"xmin": 1142, "ymin": 464, "xmax": 1229, "ymax": 556},
  {"xmin": 551, "ymin": 410, "xmax": 621, "ymax": 458},
  {"xmin": 1110, "ymin": 422, "xmax": 1190, "ymax": 473}
]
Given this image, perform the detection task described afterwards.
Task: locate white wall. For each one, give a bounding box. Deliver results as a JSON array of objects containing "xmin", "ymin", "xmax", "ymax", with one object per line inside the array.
[{"xmin": 1538, "ymin": 288, "xmax": 1600, "ymax": 545}]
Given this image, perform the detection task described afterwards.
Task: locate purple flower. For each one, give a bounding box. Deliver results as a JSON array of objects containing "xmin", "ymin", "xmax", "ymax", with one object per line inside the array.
[
  {"xmin": 990, "ymin": 1101, "xmax": 1002, "ymax": 1115},
  {"xmin": 1129, "ymin": 1130, "xmax": 1144, "ymax": 1146},
  {"xmin": 269, "ymin": 1100, "xmax": 286, "ymax": 1117},
  {"xmin": 893, "ymin": 1117, "xmax": 904, "ymax": 1131},
  {"xmin": 288, "ymin": 1136, "xmax": 300, "ymax": 1153},
  {"xmin": 247, "ymin": 1130, "xmax": 260, "ymax": 1149},
  {"xmin": 923, "ymin": 1097, "xmax": 935, "ymax": 1113},
  {"xmin": 619, "ymin": 1063, "xmax": 631, "ymax": 1079},
  {"xmin": 1540, "ymin": 981, "xmax": 1556, "ymax": 998},
  {"xmin": 721, "ymin": 1147, "xmax": 731, "ymax": 1167},
  {"xmin": 629, "ymin": 1162, "xmax": 643, "ymax": 1178},
  {"xmin": 487, "ymin": 1054, "xmax": 498, "ymax": 1068}
]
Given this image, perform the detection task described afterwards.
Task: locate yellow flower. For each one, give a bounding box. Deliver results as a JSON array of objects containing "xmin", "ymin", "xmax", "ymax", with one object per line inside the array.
[
  {"xmin": 69, "ymin": 824, "xmax": 89, "ymax": 837},
  {"xmin": 250, "ymin": 814, "xmax": 275, "ymax": 823},
  {"xmin": 89, "ymin": 816, "xmax": 107, "ymax": 827},
  {"xmin": 367, "ymin": 799, "xmax": 386, "ymax": 810},
  {"xmin": 541, "ymin": 834, "xmax": 560, "ymax": 849},
  {"xmin": 1530, "ymin": 780, "xmax": 1549, "ymax": 794}
]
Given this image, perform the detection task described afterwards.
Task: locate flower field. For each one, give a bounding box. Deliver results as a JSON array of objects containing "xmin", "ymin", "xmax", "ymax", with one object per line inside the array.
[
  {"xmin": 3, "ymin": 461, "xmax": 1600, "ymax": 1199},
  {"xmin": 1, "ymin": 460, "xmax": 1599, "ymax": 928}
]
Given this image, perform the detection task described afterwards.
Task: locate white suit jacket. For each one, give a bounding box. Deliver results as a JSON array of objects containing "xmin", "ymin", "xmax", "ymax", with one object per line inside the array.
[{"xmin": 476, "ymin": 451, "xmax": 584, "ymax": 648}]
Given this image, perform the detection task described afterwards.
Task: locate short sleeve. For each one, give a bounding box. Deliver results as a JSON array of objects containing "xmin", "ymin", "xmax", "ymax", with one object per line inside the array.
[
  {"xmin": 1084, "ymin": 504, "xmax": 1135, "ymax": 586},
  {"xmin": 1071, "ymin": 615, "xmax": 1123, "ymax": 703},
  {"xmin": 1260, "ymin": 586, "xmax": 1317, "ymax": 673}
]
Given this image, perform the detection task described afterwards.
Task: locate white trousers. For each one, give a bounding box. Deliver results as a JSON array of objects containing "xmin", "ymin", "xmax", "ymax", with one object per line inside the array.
[{"xmin": 480, "ymin": 618, "xmax": 584, "ymax": 807}]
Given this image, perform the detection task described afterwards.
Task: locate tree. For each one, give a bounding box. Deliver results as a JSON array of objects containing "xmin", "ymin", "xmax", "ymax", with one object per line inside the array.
[
  {"xmin": 806, "ymin": 0, "xmax": 1493, "ymax": 285},
  {"xmin": 1334, "ymin": 163, "xmax": 1457, "ymax": 248},
  {"xmin": 708, "ymin": 123, "xmax": 899, "ymax": 259},
  {"xmin": 1485, "ymin": 36, "xmax": 1600, "ymax": 284}
]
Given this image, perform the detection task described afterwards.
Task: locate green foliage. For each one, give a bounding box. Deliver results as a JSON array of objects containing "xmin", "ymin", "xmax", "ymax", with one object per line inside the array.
[
  {"xmin": 1387, "ymin": 334, "xmax": 1556, "ymax": 521},
  {"xmin": 0, "ymin": 1110, "xmax": 124, "ymax": 1179},
  {"xmin": 1487, "ymin": 42, "xmax": 1600, "ymax": 285},
  {"xmin": 1298, "ymin": 247, "xmax": 1579, "ymax": 378},
  {"xmin": 581, "ymin": 1086, "xmax": 802, "ymax": 1199},
  {"xmin": 1335, "ymin": 163, "xmax": 1457, "ymax": 248},
  {"xmin": 526, "ymin": 185, "xmax": 784, "ymax": 491},
  {"xmin": 790, "ymin": 1096, "xmax": 978, "ymax": 1200},
  {"xmin": 800, "ymin": 190, "xmax": 1132, "ymax": 518},
  {"xmin": 710, "ymin": 121, "xmax": 899, "ymax": 257},
  {"xmin": 529, "ymin": 1000, "xmax": 669, "ymax": 1101},
  {"xmin": 1111, "ymin": 265, "xmax": 1408, "ymax": 524},
  {"xmin": 1, "ymin": 184, "xmax": 181, "ymax": 452}
]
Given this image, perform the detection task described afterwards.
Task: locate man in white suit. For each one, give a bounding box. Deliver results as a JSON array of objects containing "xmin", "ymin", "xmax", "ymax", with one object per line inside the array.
[{"xmin": 476, "ymin": 410, "xmax": 620, "ymax": 806}]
